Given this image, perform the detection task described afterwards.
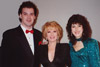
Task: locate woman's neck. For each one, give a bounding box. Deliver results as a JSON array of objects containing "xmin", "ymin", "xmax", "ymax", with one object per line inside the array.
[{"xmin": 48, "ymin": 41, "xmax": 57, "ymax": 47}]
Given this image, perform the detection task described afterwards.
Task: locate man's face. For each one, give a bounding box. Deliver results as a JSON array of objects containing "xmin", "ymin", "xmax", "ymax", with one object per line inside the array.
[{"xmin": 20, "ymin": 8, "xmax": 36, "ymax": 28}]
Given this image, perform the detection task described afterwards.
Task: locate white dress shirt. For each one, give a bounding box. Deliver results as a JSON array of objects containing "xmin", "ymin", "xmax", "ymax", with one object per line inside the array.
[{"xmin": 20, "ymin": 25, "xmax": 34, "ymax": 55}]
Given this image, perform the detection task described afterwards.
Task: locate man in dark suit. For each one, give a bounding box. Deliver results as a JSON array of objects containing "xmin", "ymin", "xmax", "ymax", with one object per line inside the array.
[{"xmin": 1, "ymin": 1, "xmax": 42, "ymax": 67}]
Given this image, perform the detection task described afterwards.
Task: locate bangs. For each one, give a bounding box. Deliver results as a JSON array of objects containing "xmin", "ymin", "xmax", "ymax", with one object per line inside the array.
[
  {"xmin": 45, "ymin": 27, "xmax": 57, "ymax": 33},
  {"xmin": 72, "ymin": 22, "xmax": 82, "ymax": 25}
]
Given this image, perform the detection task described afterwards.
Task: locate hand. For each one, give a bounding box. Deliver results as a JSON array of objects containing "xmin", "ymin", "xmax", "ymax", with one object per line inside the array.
[{"xmin": 41, "ymin": 41, "xmax": 48, "ymax": 45}]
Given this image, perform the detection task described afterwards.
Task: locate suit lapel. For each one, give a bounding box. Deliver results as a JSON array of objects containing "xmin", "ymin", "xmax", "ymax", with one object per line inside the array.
[
  {"xmin": 16, "ymin": 26, "xmax": 33, "ymax": 56},
  {"xmin": 33, "ymin": 28, "xmax": 37, "ymax": 52},
  {"xmin": 33, "ymin": 28, "xmax": 41, "ymax": 54}
]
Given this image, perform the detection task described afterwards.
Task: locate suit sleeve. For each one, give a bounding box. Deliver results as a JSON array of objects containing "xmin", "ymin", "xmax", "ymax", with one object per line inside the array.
[
  {"xmin": 1, "ymin": 31, "xmax": 13, "ymax": 67},
  {"xmin": 66, "ymin": 44, "xmax": 71, "ymax": 67}
]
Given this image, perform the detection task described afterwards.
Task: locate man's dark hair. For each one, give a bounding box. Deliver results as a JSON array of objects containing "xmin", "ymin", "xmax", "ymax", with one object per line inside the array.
[{"xmin": 18, "ymin": 1, "xmax": 39, "ymax": 22}]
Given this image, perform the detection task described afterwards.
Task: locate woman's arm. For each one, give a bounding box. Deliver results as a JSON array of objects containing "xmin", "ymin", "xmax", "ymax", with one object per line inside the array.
[{"xmin": 88, "ymin": 39, "xmax": 100, "ymax": 67}]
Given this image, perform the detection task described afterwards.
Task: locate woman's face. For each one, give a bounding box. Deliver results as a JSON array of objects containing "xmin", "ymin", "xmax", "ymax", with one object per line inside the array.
[
  {"xmin": 71, "ymin": 23, "xmax": 83, "ymax": 39},
  {"xmin": 46, "ymin": 27, "xmax": 58, "ymax": 43}
]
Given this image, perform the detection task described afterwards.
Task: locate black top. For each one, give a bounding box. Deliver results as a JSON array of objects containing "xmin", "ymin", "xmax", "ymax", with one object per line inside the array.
[{"xmin": 38, "ymin": 43, "xmax": 71, "ymax": 67}]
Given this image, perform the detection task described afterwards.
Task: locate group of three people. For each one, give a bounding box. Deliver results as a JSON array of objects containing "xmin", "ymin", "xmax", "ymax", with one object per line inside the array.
[{"xmin": 1, "ymin": 1, "xmax": 100, "ymax": 67}]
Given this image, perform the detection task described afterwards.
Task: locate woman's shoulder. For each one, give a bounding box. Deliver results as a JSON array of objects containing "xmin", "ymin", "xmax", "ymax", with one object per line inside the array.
[
  {"xmin": 68, "ymin": 41, "xmax": 73, "ymax": 47},
  {"xmin": 86, "ymin": 38, "xmax": 98, "ymax": 48},
  {"xmin": 39, "ymin": 44, "xmax": 48, "ymax": 50},
  {"xmin": 38, "ymin": 44, "xmax": 48, "ymax": 54},
  {"xmin": 86, "ymin": 38, "xmax": 98, "ymax": 44}
]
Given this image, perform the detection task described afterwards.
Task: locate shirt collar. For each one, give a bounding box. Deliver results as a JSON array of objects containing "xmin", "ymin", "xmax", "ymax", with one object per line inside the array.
[{"xmin": 20, "ymin": 24, "xmax": 32, "ymax": 33}]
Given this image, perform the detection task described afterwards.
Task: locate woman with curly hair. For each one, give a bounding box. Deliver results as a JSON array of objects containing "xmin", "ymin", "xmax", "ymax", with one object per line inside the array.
[{"xmin": 66, "ymin": 14, "xmax": 100, "ymax": 67}]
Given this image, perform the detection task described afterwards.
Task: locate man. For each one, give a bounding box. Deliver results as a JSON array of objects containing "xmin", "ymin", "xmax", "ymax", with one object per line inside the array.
[{"xmin": 1, "ymin": 1, "xmax": 42, "ymax": 67}]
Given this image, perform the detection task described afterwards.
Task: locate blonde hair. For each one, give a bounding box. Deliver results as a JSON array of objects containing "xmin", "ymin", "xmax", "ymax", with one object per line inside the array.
[{"xmin": 42, "ymin": 21, "xmax": 63, "ymax": 42}]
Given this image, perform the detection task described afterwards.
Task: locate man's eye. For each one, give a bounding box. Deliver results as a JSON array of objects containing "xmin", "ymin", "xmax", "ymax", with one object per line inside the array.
[{"xmin": 23, "ymin": 13, "xmax": 27, "ymax": 15}]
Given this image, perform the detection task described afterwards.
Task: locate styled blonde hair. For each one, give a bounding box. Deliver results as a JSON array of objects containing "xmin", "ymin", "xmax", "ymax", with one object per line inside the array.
[{"xmin": 42, "ymin": 21, "xmax": 63, "ymax": 42}]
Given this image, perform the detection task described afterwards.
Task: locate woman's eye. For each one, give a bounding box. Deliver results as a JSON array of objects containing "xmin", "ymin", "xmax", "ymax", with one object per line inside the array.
[
  {"xmin": 79, "ymin": 25, "xmax": 82, "ymax": 27},
  {"xmin": 54, "ymin": 31, "xmax": 56, "ymax": 32},
  {"xmin": 47, "ymin": 31, "xmax": 50, "ymax": 33},
  {"xmin": 72, "ymin": 25, "xmax": 75, "ymax": 28}
]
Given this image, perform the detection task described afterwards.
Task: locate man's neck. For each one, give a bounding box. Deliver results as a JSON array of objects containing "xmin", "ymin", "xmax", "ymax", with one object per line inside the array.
[{"xmin": 21, "ymin": 24, "xmax": 32, "ymax": 30}]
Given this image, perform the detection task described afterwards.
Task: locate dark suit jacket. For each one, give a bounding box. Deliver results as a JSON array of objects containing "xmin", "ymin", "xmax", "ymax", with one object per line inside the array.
[
  {"xmin": 1, "ymin": 26, "xmax": 42, "ymax": 67},
  {"xmin": 0, "ymin": 47, "xmax": 1, "ymax": 67}
]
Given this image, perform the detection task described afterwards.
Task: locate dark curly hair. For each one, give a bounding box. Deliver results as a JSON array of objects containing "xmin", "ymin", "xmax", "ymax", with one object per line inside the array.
[
  {"xmin": 66, "ymin": 14, "xmax": 92, "ymax": 45},
  {"xmin": 18, "ymin": 1, "xmax": 39, "ymax": 25}
]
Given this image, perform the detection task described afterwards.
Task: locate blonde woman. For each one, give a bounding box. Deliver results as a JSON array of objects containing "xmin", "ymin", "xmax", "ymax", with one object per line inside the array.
[{"xmin": 38, "ymin": 21, "xmax": 71, "ymax": 67}]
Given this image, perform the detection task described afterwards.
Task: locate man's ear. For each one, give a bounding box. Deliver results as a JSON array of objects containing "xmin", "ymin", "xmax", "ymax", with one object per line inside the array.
[{"xmin": 19, "ymin": 14, "xmax": 22, "ymax": 19}]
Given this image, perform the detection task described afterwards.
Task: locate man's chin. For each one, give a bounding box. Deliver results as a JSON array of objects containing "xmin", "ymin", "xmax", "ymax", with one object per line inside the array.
[{"xmin": 25, "ymin": 24, "xmax": 33, "ymax": 28}]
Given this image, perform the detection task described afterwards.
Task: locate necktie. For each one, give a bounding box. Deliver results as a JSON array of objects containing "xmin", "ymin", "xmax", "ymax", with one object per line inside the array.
[{"xmin": 26, "ymin": 30, "xmax": 34, "ymax": 34}]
